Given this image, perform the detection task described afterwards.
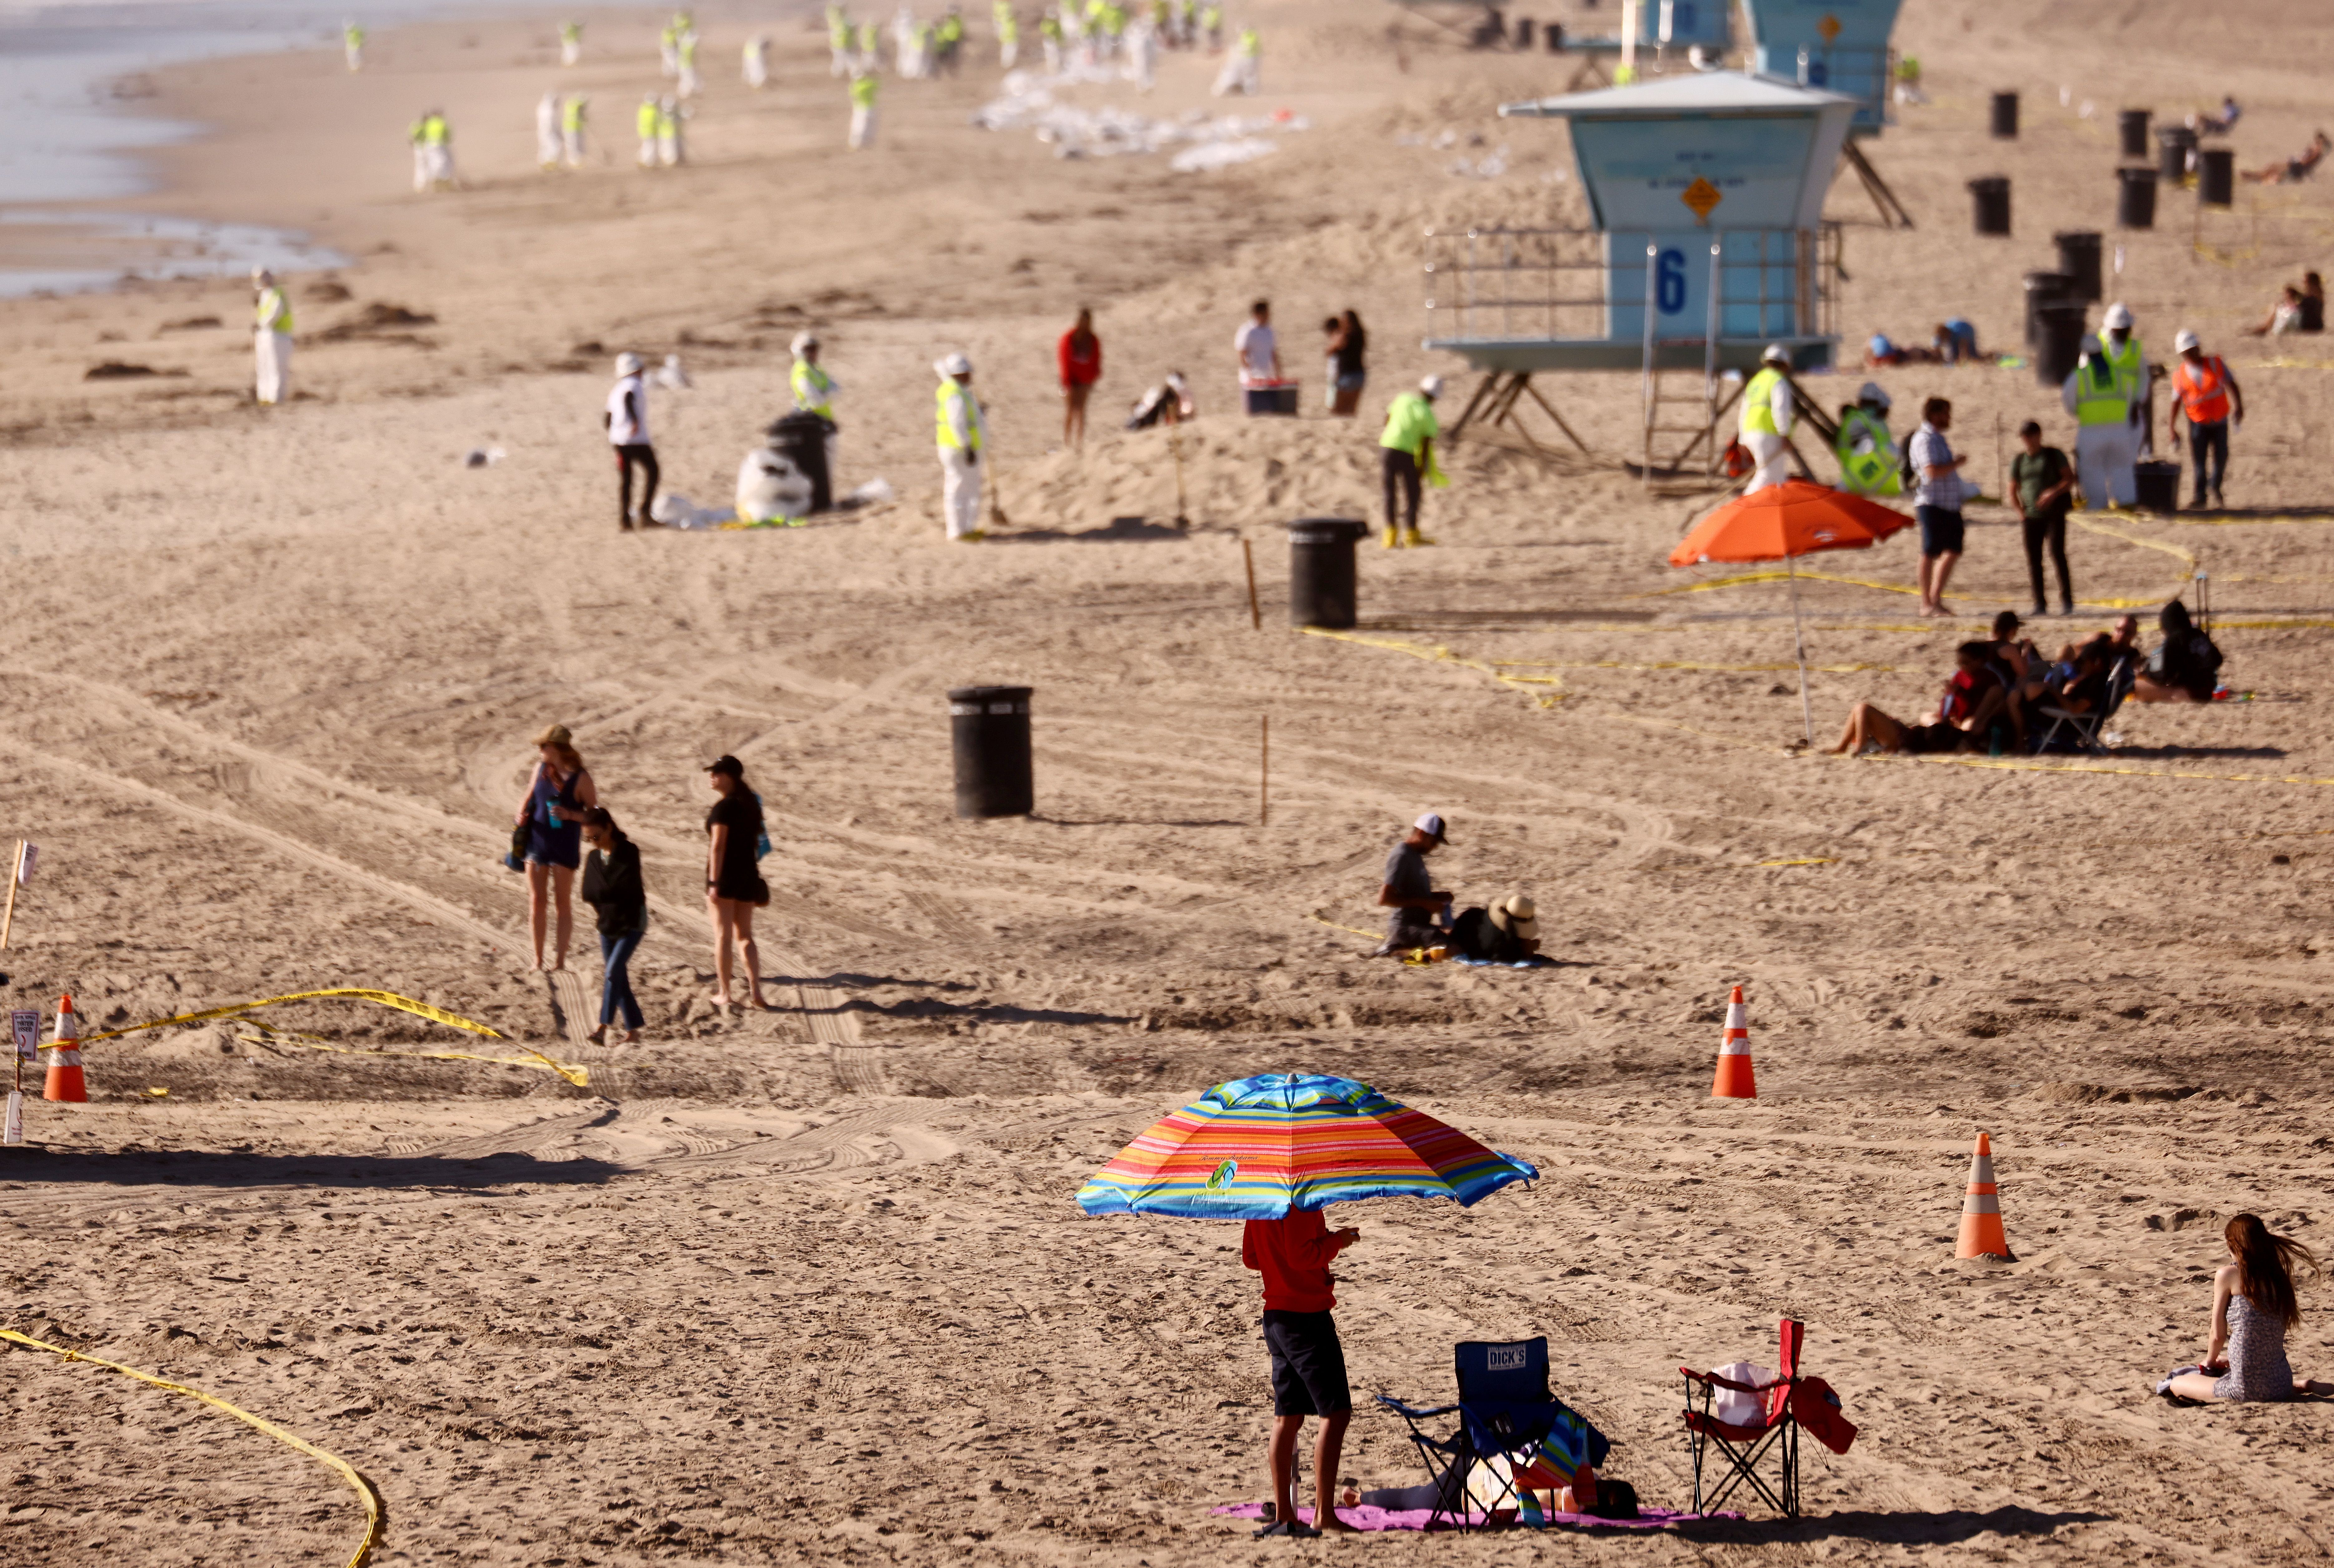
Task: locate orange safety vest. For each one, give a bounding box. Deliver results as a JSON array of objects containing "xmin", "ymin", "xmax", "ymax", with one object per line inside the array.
[{"xmin": 2173, "ymin": 355, "xmax": 2233, "ymax": 424}]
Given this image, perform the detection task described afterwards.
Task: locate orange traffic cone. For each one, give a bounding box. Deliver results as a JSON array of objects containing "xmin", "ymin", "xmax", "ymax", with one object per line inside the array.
[
  {"xmin": 42, "ymin": 995, "xmax": 85, "ymax": 1104},
  {"xmin": 1710, "ymin": 984, "xmax": 1756, "ymax": 1099},
  {"xmin": 1954, "ymin": 1132, "xmax": 2013, "ymax": 1259}
]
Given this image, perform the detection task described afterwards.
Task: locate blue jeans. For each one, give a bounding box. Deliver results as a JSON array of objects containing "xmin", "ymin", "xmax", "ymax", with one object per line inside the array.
[{"xmin": 599, "ymin": 929, "xmax": 644, "ymax": 1029}]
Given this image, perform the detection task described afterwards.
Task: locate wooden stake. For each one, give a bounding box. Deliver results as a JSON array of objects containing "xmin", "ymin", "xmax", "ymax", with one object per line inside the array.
[
  {"xmin": 1260, "ymin": 715, "xmax": 1269, "ymax": 826},
  {"xmin": 1241, "ymin": 537, "xmax": 1261, "ymax": 630},
  {"xmin": 0, "ymin": 841, "xmax": 22, "ymax": 952}
]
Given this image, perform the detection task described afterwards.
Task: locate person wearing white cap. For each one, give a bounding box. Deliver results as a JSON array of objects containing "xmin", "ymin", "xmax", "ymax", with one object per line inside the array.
[
  {"xmin": 251, "ymin": 267, "xmax": 293, "ymax": 406},
  {"xmin": 790, "ymin": 331, "xmax": 842, "ymax": 495},
  {"xmin": 1377, "ymin": 375, "xmax": 1447, "ymax": 549},
  {"xmin": 1739, "ymin": 343, "xmax": 1797, "ymax": 493},
  {"xmin": 935, "ymin": 352, "xmax": 987, "ymax": 542},
  {"xmin": 1377, "ymin": 811, "xmax": 1454, "ymax": 955},
  {"xmin": 2064, "ymin": 332, "xmax": 2136, "ymax": 508},
  {"xmin": 2102, "ymin": 301, "xmax": 2152, "ymax": 454},
  {"xmin": 2169, "ymin": 328, "xmax": 2244, "ymax": 510},
  {"xmin": 1834, "ymin": 382, "xmax": 1899, "ymax": 496},
  {"xmin": 604, "ymin": 353, "xmax": 659, "ymax": 530}
]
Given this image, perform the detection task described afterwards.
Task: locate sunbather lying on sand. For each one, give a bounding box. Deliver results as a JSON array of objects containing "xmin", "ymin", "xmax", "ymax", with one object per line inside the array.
[{"xmin": 1826, "ymin": 642, "xmax": 2008, "ymax": 756}]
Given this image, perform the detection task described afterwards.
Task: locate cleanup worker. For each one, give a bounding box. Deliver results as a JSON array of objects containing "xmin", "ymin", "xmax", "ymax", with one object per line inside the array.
[
  {"xmin": 409, "ymin": 113, "xmax": 432, "ymax": 191},
  {"xmin": 536, "ymin": 91, "xmax": 564, "ymax": 170},
  {"xmin": 251, "ymin": 266, "xmax": 293, "ymax": 407},
  {"xmin": 1740, "ymin": 343, "xmax": 1797, "ymax": 493},
  {"xmin": 828, "ymin": 4, "xmax": 854, "ymax": 74},
  {"xmin": 676, "ymin": 29, "xmax": 700, "ymax": 97},
  {"xmin": 996, "ymin": 0, "xmax": 1019, "ymax": 67},
  {"xmin": 606, "ymin": 353, "xmax": 658, "ymax": 530},
  {"xmin": 656, "ymin": 96, "xmax": 683, "ymax": 166},
  {"xmin": 636, "ymin": 95, "xmax": 661, "ymax": 167},
  {"xmin": 1835, "ymin": 382, "xmax": 1899, "ymax": 496},
  {"xmin": 660, "ymin": 15, "xmax": 682, "ymax": 76},
  {"xmin": 935, "ymin": 353, "xmax": 988, "ymax": 543},
  {"xmin": 2102, "ymin": 302, "xmax": 2152, "ymax": 454},
  {"xmin": 561, "ymin": 93, "xmax": 588, "ymax": 167},
  {"xmin": 743, "ymin": 34, "xmax": 769, "ymax": 87},
  {"xmin": 936, "ymin": 8, "xmax": 965, "ymax": 72},
  {"xmin": 2168, "ymin": 328, "xmax": 2245, "ymax": 511},
  {"xmin": 421, "ymin": 109, "xmax": 453, "ymax": 188},
  {"xmin": 343, "ymin": 20, "xmax": 365, "ymax": 70},
  {"xmin": 791, "ymin": 331, "xmax": 842, "ymax": 490},
  {"xmin": 848, "ymin": 69, "xmax": 878, "ymax": 148},
  {"xmin": 2064, "ymin": 333, "xmax": 2137, "ymax": 508},
  {"xmin": 857, "ymin": 19, "xmax": 881, "ymax": 69},
  {"xmin": 560, "ymin": 19, "xmax": 583, "ymax": 65},
  {"xmin": 1201, "ymin": 1, "xmax": 1222, "ymax": 49},
  {"xmin": 1378, "ymin": 375, "xmax": 1447, "ymax": 549},
  {"xmin": 1039, "ymin": 8, "xmax": 1064, "ymax": 69},
  {"xmin": 1213, "ymin": 23, "xmax": 1259, "ymax": 94}
]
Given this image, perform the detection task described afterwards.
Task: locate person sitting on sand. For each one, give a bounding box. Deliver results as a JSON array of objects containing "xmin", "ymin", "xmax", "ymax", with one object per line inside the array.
[
  {"xmin": 1377, "ymin": 812, "xmax": 1454, "ymax": 955},
  {"xmin": 2133, "ymin": 599, "xmax": 2223, "ymax": 703},
  {"xmin": 2196, "ymin": 96, "xmax": 2241, "ymax": 136},
  {"xmin": 2243, "ymin": 130, "xmax": 2329, "ymax": 185},
  {"xmin": 1826, "ymin": 642, "xmax": 2009, "ymax": 756},
  {"xmin": 2244, "ymin": 286, "xmax": 2305, "ymax": 338},
  {"xmin": 2161, "ymin": 1214, "xmax": 2334, "ymax": 1402}
]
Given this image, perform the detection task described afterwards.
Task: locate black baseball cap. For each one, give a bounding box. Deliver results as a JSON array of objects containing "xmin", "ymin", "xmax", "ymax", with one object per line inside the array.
[{"xmin": 703, "ymin": 755, "xmax": 744, "ymax": 777}]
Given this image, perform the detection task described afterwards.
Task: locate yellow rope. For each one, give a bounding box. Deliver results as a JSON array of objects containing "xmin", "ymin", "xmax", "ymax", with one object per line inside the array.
[
  {"xmin": 230, "ymin": 1017, "xmax": 588, "ymax": 1089},
  {"xmin": 2069, "ymin": 514, "xmax": 2198, "ymax": 570},
  {"xmin": 1631, "ymin": 567, "xmax": 2164, "ymax": 610},
  {"xmin": 1, "ymin": 1328, "xmax": 382, "ymax": 1568},
  {"xmin": 1299, "ymin": 628, "xmax": 1568, "ymax": 704},
  {"xmin": 70, "ymin": 988, "xmax": 502, "ymax": 1047}
]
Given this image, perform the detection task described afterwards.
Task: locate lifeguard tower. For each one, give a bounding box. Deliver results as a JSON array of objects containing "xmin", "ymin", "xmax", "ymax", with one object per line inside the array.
[
  {"xmin": 1740, "ymin": 0, "xmax": 1912, "ymax": 225},
  {"xmin": 1426, "ymin": 73, "xmax": 1856, "ymax": 478}
]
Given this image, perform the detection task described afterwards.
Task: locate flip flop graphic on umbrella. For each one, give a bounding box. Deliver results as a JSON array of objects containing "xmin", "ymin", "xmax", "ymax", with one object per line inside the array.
[{"xmin": 1076, "ymin": 1073, "xmax": 1537, "ymax": 1219}]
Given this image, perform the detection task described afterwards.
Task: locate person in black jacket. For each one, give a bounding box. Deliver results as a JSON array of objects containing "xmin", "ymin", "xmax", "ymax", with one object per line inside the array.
[{"xmin": 578, "ymin": 808, "xmax": 648, "ymax": 1043}]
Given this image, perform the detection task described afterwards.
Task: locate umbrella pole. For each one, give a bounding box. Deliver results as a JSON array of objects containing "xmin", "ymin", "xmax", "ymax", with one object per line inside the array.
[{"xmin": 1788, "ymin": 553, "xmax": 1813, "ymax": 745}]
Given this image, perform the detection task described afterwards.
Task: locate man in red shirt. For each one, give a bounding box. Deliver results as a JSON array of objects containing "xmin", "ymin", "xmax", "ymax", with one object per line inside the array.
[{"xmin": 1242, "ymin": 1207, "xmax": 1360, "ymax": 1536}]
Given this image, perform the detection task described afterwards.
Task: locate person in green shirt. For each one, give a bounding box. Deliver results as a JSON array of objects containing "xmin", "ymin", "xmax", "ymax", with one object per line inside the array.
[
  {"xmin": 2009, "ymin": 420, "xmax": 2078, "ymax": 617},
  {"xmin": 1378, "ymin": 376, "xmax": 1448, "ymax": 549}
]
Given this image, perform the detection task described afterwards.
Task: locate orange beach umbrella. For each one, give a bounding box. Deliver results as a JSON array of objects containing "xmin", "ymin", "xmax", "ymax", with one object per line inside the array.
[{"xmin": 1668, "ymin": 481, "xmax": 1913, "ymax": 742}]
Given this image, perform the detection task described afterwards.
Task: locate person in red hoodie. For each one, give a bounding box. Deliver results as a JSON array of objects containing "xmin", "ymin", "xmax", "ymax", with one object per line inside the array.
[
  {"xmin": 1243, "ymin": 1207, "xmax": 1360, "ymax": 1537},
  {"xmin": 1058, "ymin": 306, "xmax": 1103, "ymax": 452}
]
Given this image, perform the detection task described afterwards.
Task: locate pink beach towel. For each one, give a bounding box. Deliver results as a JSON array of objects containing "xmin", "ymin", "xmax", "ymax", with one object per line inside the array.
[{"xmin": 1211, "ymin": 1501, "xmax": 1738, "ymax": 1532}]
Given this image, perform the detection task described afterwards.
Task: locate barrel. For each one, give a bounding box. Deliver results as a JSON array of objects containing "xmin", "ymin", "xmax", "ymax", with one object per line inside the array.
[
  {"xmin": 2117, "ymin": 165, "xmax": 2159, "ymax": 230},
  {"xmin": 1286, "ymin": 517, "xmax": 1370, "ymax": 629},
  {"xmin": 947, "ymin": 685, "xmax": 1033, "ymax": 818},
  {"xmin": 1968, "ymin": 176, "xmax": 2011, "ymax": 236},
  {"xmin": 2033, "ymin": 302, "xmax": 2087, "ymax": 389},
  {"xmin": 2157, "ymin": 124, "xmax": 2195, "ymax": 185},
  {"xmin": 2133, "ymin": 460, "xmax": 2181, "ymax": 516},
  {"xmin": 2054, "ymin": 232, "xmax": 2103, "ymax": 303},
  {"xmin": 766, "ymin": 411, "xmax": 833, "ymax": 512},
  {"xmin": 1989, "ymin": 91, "xmax": 2018, "ymax": 139},
  {"xmin": 2118, "ymin": 109, "xmax": 2151, "ymax": 161},
  {"xmin": 1513, "ymin": 17, "xmax": 1534, "ymax": 48},
  {"xmin": 2198, "ymin": 147, "xmax": 2235, "ymax": 207},
  {"xmin": 2023, "ymin": 271, "xmax": 2075, "ymax": 347}
]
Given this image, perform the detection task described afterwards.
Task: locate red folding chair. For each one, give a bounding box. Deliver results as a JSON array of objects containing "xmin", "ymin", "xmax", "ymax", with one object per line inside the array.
[{"xmin": 1680, "ymin": 1318, "xmax": 1803, "ymax": 1517}]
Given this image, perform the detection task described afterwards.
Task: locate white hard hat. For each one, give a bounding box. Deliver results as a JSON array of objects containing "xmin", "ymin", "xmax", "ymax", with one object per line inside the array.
[
  {"xmin": 2174, "ymin": 328, "xmax": 2200, "ymax": 352},
  {"xmin": 790, "ymin": 331, "xmax": 819, "ymax": 356},
  {"xmin": 615, "ymin": 351, "xmax": 644, "ymax": 375},
  {"xmin": 1857, "ymin": 381, "xmax": 1891, "ymax": 409},
  {"xmin": 1761, "ymin": 343, "xmax": 1790, "ymax": 364},
  {"xmin": 2104, "ymin": 302, "xmax": 2134, "ymax": 330},
  {"xmin": 1419, "ymin": 374, "xmax": 1445, "ymax": 399},
  {"xmin": 936, "ymin": 352, "xmax": 972, "ymax": 378},
  {"xmin": 2079, "ymin": 333, "xmax": 2102, "ymax": 355}
]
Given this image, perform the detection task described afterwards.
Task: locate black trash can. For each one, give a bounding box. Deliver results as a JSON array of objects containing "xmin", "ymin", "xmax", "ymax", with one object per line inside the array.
[
  {"xmin": 2119, "ymin": 108, "xmax": 2151, "ymax": 161},
  {"xmin": 767, "ymin": 411, "xmax": 835, "ymax": 513},
  {"xmin": 1545, "ymin": 21, "xmax": 1564, "ymax": 52},
  {"xmin": 2133, "ymin": 460, "xmax": 2181, "ymax": 515},
  {"xmin": 2054, "ymin": 232, "xmax": 2103, "ymax": 304},
  {"xmin": 2023, "ymin": 270, "xmax": 2075, "ymax": 347},
  {"xmin": 2198, "ymin": 147, "xmax": 2235, "ymax": 207},
  {"xmin": 1969, "ymin": 176, "xmax": 2011, "ymax": 236},
  {"xmin": 2034, "ymin": 302, "xmax": 2088, "ymax": 389},
  {"xmin": 1990, "ymin": 91, "xmax": 2018, "ymax": 139},
  {"xmin": 2117, "ymin": 165, "xmax": 2159, "ymax": 230},
  {"xmin": 1286, "ymin": 517, "xmax": 1370, "ymax": 629},
  {"xmin": 1514, "ymin": 17, "xmax": 1534, "ymax": 47},
  {"xmin": 948, "ymin": 685, "xmax": 1033, "ymax": 818},
  {"xmin": 2158, "ymin": 124, "xmax": 2196, "ymax": 186}
]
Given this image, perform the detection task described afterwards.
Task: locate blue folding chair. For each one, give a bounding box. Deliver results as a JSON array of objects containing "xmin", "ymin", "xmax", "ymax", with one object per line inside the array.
[{"xmin": 1376, "ymin": 1337, "xmax": 1613, "ymax": 1531}]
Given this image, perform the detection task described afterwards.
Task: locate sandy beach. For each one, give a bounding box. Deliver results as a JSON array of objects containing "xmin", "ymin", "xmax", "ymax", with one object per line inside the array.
[{"xmin": 5, "ymin": 1, "xmax": 2334, "ymax": 1562}]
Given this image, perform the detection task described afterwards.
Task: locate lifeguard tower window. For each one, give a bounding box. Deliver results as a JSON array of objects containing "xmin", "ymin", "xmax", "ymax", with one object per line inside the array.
[{"xmin": 1741, "ymin": 0, "xmax": 1902, "ymax": 135}]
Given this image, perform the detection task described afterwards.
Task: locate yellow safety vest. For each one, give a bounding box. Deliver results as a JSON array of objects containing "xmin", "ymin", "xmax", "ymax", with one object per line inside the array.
[
  {"xmin": 562, "ymin": 97, "xmax": 586, "ymax": 134},
  {"xmin": 849, "ymin": 74, "xmax": 876, "ymax": 108},
  {"xmin": 1835, "ymin": 407, "xmax": 1898, "ymax": 495},
  {"xmin": 2105, "ymin": 335, "xmax": 2145, "ymax": 403},
  {"xmin": 1237, "ymin": 26, "xmax": 1259, "ymax": 55},
  {"xmin": 936, "ymin": 381, "xmax": 982, "ymax": 451},
  {"xmin": 1740, "ymin": 367, "xmax": 1784, "ymax": 436},
  {"xmin": 794, "ymin": 359, "xmax": 836, "ymax": 417},
  {"xmin": 638, "ymin": 101, "xmax": 660, "ymax": 137},
  {"xmin": 2074, "ymin": 359, "xmax": 2127, "ymax": 425},
  {"xmin": 422, "ymin": 115, "xmax": 448, "ymax": 145},
  {"xmin": 828, "ymin": 9, "xmax": 850, "ymax": 45},
  {"xmin": 254, "ymin": 287, "xmax": 292, "ymax": 335}
]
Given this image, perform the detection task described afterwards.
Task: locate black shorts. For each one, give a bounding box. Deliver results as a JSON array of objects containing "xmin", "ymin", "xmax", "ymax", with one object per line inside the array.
[
  {"xmin": 1262, "ymin": 1309, "xmax": 1351, "ymax": 1417},
  {"xmin": 1902, "ymin": 721, "xmax": 1963, "ymax": 755},
  {"xmin": 1916, "ymin": 505, "xmax": 1965, "ymax": 556}
]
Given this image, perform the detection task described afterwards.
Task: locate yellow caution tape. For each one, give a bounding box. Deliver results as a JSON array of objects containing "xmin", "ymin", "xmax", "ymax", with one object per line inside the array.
[
  {"xmin": 2069, "ymin": 514, "xmax": 2198, "ymax": 569},
  {"xmin": 71, "ymin": 988, "xmax": 503, "ymax": 1047},
  {"xmin": 1308, "ymin": 912, "xmax": 1385, "ymax": 942},
  {"xmin": 231, "ymin": 1017, "xmax": 589, "ymax": 1089},
  {"xmin": 1488, "ymin": 657, "xmax": 1901, "ymax": 675},
  {"xmin": 1753, "ymin": 857, "xmax": 1838, "ymax": 868},
  {"xmin": 1639, "ymin": 567, "xmax": 2166, "ymax": 611},
  {"xmin": 2170, "ymin": 513, "xmax": 2334, "ymax": 527},
  {"xmin": 1, "ymin": 1327, "xmax": 382, "ymax": 1568},
  {"xmin": 1299, "ymin": 628, "xmax": 1567, "ymax": 699}
]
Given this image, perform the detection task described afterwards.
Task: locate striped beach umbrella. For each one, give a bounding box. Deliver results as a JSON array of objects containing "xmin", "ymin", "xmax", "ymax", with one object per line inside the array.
[{"xmin": 1075, "ymin": 1073, "xmax": 1536, "ymax": 1219}]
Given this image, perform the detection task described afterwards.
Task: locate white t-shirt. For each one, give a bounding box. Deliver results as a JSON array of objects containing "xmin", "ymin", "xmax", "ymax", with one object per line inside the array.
[
  {"xmin": 606, "ymin": 373, "xmax": 648, "ymax": 446},
  {"xmin": 1234, "ymin": 320, "xmax": 1277, "ymax": 386}
]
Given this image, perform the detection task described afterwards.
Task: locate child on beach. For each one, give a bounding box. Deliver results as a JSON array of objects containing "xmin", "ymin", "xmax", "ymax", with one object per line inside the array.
[{"xmin": 1245, "ymin": 1208, "xmax": 1360, "ymax": 1537}]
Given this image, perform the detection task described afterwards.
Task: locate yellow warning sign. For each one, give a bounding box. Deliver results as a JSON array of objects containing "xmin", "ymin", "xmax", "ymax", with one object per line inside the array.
[
  {"xmin": 1680, "ymin": 177, "xmax": 1723, "ymax": 222},
  {"xmin": 1817, "ymin": 13, "xmax": 1842, "ymax": 42}
]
